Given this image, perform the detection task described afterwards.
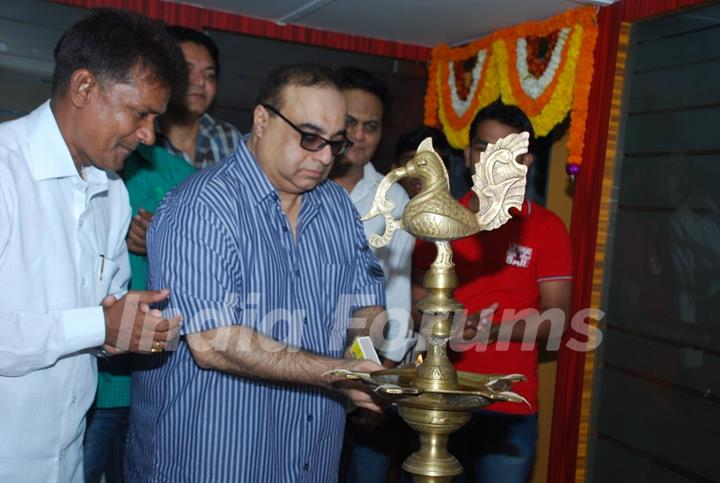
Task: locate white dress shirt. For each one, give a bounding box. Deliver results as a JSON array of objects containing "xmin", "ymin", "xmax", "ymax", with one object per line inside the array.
[
  {"xmin": 350, "ymin": 162, "xmax": 415, "ymax": 362},
  {"xmin": 0, "ymin": 101, "xmax": 131, "ymax": 482}
]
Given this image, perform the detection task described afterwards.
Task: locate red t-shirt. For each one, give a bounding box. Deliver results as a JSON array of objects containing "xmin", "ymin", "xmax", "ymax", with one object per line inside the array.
[{"xmin": 413, "ymin": 192, "xmax": 572, "ymax": 414}]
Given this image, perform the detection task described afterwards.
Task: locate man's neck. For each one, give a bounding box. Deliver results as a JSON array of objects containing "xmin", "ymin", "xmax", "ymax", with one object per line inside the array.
[
  {"xmin": 247, "ymin": 134, "xmax": 303, "ymax": 237},
  {"xmin": 159, "ymin": 115, "xmax": 202, "ymax": 160},
  {"xmin": 332, "ymin": 162, "xmax": 365, "ymax": 193}
]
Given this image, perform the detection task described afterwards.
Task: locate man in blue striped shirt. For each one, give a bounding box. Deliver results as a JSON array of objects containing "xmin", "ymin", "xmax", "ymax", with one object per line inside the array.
[{"xmin": 126, "ymin": 64, "xmax": 387, "ymax": 482}]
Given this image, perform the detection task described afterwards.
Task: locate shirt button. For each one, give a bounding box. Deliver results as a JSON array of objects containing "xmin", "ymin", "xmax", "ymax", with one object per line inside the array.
[
  {"xmin": 282, "ymin": 226, "xmax": 288, "ymax": 232},
  {"xmin": 303, "ymin": 463, "xmax": 309, "ymax": 471},
  {"xmin": 81, "ymin": 277, "xmax": 87, "ymax": 287},
  {"xmin": 307, "ymin": 414, "xmax": 313, "ymax": 422},
  {"xmin": 303, "ymin": 317, "xmax": 308, "ymax": 325},
  {"xmin": 295, "ymin": 270, "xmax": 300, "ymax": 277},
  {"xmin": 78, "ymin": 220, "xmax": 84, "ymax": 228}
]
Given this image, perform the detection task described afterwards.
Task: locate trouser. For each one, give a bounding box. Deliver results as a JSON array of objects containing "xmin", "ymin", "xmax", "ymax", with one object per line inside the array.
[
  {"xmin": 450, "ymin": 410, "xmax": 538, "ymax": 483},
  {"xmin": 83, "ymin": 406, "xmax": 129, "ymax": 483}
]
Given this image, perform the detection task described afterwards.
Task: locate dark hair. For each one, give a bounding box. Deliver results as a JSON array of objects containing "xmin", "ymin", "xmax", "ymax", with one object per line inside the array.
[
  {"xmin": 468, "ymin": 100, "xmax": 535, "ymax": 145},
  {"xmin": 166, "ymin": 25, "xmax": 221, "ymax": 76},
  {"xmin": 395, "ymin": 125, "xmax": 452, "ymax": 165},
  {"xmin": 52, "ymin": 8, "xmax": 187, "ymax": 98},
  {"xmin": 335, "ymin": 66, "xmax": 392, "ymax": 115},
  {"xmin": 255, "ymin": 64, "xmax": 339, "ymax": 109}
]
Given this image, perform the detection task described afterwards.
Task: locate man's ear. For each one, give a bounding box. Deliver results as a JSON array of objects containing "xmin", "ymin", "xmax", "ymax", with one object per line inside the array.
[
  {"xmin": 68, "ymin": 69, "xmax": 98, "ymax": 109},
  {"xmin": 253, "ymin": 104, "xmax": 269, "ymax": 138},
  {"xmin": 519, "ymin": 152, "xmax": 535, "ymax": 168}
]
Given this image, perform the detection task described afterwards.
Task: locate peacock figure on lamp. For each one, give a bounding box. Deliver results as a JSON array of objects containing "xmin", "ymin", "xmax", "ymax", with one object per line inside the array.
[{"xmin": 330, "ymin": 132, "xmax": 532, "ymax": 482}]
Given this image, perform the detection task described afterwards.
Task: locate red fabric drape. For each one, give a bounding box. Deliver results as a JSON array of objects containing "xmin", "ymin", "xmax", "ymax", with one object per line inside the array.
[
  {"xmin": 50, "ymin": 0, "xmax": 431, "ymax": 62},
  {"xmin": 546, "ymin": 5, "xmax": 622, "ymax": 480},
  {"xmin": 548, "ymin": 1, "xmax": 709, "ymax": 482}
]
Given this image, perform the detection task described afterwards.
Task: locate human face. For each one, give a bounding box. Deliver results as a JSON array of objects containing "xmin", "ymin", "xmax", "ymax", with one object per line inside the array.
[
  {"xmin": 180, "ymin": 41, "xmax": 217, "ymax": 117},
  {"xmin": 262, "ymin": 104, "xmax": 352, "ymax": 156},
  {"xmin": 73, "ymin": 66, "xmax": 169, "ymax": 172},
  {"xmin": 253, "ymin": 84, "xmax": 347, "ymax": 196},
  {"xmin": 342, "ymin": 88, "xmax": 383, "ymax": 167},
  {"xmin": 464, "ymin": 119, "xmax": 533, "ymax": 174}
]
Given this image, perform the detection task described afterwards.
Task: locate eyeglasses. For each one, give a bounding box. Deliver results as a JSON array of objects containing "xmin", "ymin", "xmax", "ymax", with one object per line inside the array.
[{"xmin": 262, "ymin": 104, "xmax": 353, "ymax": 156}]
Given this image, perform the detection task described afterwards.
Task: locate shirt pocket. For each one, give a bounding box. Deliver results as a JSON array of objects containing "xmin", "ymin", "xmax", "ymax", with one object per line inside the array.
[{"xmin": 94, "ymin": 255, "xmax": 119, "ymax": 303}]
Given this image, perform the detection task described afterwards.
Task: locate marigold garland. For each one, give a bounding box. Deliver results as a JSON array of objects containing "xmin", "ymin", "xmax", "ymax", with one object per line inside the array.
[{"xmin": 424, "ymin": 6, "xmax": 597, "ymax": 174}]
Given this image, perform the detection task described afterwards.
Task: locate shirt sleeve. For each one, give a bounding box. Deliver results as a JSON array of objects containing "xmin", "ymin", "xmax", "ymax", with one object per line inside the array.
[
  {"xmin": 108, "ymin": 182, "xmax": 131, "ymax": 301},
  {"xmin": 0, "ymin": 170, "xmax": 105, "ymax": 376},
  {"xmin": 349, "ymin": 215, "xmax": 386, "ymax": 314},
  {"xmin": 147, "ymin": 192, "xmax": 240, "ymax": 335},
  {"xmin": 536, "ymin": 212, "xmax": 573, "ymax": 283},
  {"xmin": 0, "ymin": 163, "xmax": 10, "ymax": 261}
]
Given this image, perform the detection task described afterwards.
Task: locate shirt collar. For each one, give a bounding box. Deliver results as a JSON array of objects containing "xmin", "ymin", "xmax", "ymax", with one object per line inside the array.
[
  {"xmin": 82, "ymin": 164, "xmax": 110, "ymax": 187},
  {"xmin": 27, "ymin": 100, "xmax": 87, "ymax": 182},
  {"xmin": 154, "ymin": 114, "xmax": 218, "ymax": 166},
  {"xmin": 198, "ymin": 112, "xmax": 217, "ymax": 135},
  {"xmin": 234, "ymin": 136, "xmax": 280, "ymax": 206},
  {"xmin": 350, "ymin": 161, "xmax": 382, "ymax": 198}
]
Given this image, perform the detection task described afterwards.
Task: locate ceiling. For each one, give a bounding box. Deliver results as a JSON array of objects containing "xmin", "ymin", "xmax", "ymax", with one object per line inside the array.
[
  {"xmin": 0, "ymin": 0, "xmax": 607, "ymax": 80},
  {"xmin": 0, "ymin": 0, "xmax": 611, "ymax": 148},
  {"xmin": 174, "ymin": 0, "xmax": 603, "ymax": 47}
]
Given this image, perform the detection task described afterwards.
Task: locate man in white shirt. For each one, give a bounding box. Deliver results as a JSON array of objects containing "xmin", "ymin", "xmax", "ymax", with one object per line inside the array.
[
  {"xmin": 332, "ymin": 67, "xmax": 415, "ymax": 363},
  {"xmin": 0, "ymin": 9, "xmax": 184, "ymax": 482},
  {"xmin": 331, "ymin": 67, "xmax": 415, "ymax": 483}
]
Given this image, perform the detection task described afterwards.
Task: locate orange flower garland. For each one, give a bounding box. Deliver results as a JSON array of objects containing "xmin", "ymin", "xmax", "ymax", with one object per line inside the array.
[
  {"xmin": 567, "ymin": 18, "xmax": 598, "ymax": 167},
  {"xmin": 437, "ymin": 49, "xmax": 499, "ymax": 147},
  {"xmin": 424, "ymin": 6, "xmax": 597, "ymax": 173}
]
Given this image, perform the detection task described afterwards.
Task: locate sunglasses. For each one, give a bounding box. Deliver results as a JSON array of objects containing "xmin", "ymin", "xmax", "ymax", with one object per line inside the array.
[{"xmin": 262, "ymin": 104, "xmax": 353, "ymax": 156}]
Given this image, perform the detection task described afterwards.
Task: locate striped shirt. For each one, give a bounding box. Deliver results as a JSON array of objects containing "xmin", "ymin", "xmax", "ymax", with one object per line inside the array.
[
  {"xmin": 126, "ymin": 139, "xmax": 385, "ymax": 482},
  {"xmin": 156, "ymin": 112, "xmax": 242, "ymax": 169}
]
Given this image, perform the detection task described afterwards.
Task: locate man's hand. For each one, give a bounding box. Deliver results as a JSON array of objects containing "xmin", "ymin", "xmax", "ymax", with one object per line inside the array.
[
  {"xmin": 327, "ymin": 359, "xmax": 385, "ymax": 413},
  {"xmin": 458, "ymin": 303, "xmax": 498, "ymax": 342},
  {"xmin": 102, "ymin": 289, "xmax": 181, "ymax": 354},
  {"xmin": 127, "ymin": 208, "xmax": 153, "ymax": 255}
]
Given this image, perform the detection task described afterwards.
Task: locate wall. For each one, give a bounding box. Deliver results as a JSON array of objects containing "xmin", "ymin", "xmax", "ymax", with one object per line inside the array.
[{"xmin": 530, "ymin": 128, "xmax": 573, "ymax": 483}]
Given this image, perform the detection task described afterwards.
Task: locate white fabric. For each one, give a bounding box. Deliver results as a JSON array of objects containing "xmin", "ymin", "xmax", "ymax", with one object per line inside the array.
[
  {"xmin": 350, "ymin": 162, "xmax": 415, "ymax": 362},
  {"xmin": 0, "ymin": 101, "xmax": 131, "ymax": 482}
]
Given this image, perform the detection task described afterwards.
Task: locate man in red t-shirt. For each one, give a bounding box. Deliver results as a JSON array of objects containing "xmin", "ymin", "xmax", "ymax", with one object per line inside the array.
[{"xmin": 413, "ymin": 101, "xmax": 572, "ymax": 482}]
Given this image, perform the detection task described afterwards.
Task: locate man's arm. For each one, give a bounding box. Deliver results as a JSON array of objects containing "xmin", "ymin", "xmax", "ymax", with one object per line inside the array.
[
  {"xmin": 413, "ymin": 269, "xmax": 571, "ymax": 344},
  {"xmin": 0, "ymin": 199, "xmax": 179, "ymax": 375},
  {"xmin": 0, "ymin": 170, "xmax": 107, "ymax": 375},
  {"xmin": 492, "ymin": 280, "xmax": 572, "ymax": 343},
  {"xmin": 127, "ymin": 208, "xmax": 152, "ymax": 256},
  {"xmin": 186, "ymin": 305, "xmax": 385, "ymax": 411}
]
